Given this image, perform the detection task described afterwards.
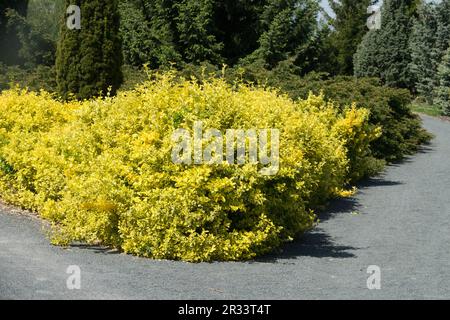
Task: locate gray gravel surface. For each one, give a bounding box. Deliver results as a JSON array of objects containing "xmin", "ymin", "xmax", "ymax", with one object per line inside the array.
[{"xmin": 1, "ymin": 115, "xmax": 449, "ymax": 300}]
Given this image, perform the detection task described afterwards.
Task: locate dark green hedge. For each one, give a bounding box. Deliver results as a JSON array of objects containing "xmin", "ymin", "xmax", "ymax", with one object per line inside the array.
[{"xmin": 274, "ymin": 75, "xmax": 433, "ymax": 162}]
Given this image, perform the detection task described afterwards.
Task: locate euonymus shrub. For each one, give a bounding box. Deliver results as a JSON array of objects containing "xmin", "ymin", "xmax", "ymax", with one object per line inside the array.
[{"xmin": 0, "ymin": 73, "xmax": 381, "ymax": 262}]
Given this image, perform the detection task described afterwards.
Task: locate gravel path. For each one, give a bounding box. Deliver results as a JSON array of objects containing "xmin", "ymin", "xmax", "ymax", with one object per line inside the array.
[{"xmin": 1, "ymin": 115, "xmax": 449, "ymax": 300}]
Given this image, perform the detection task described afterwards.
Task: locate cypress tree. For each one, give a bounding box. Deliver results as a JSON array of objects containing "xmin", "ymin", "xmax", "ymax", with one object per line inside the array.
[
  {"xmin": 56, "ymin": 0, "xmax": 123, "ymax": 100},
  {"xmin": 378, "ymin": 0, "xmax": 414, "ymax": 88}
]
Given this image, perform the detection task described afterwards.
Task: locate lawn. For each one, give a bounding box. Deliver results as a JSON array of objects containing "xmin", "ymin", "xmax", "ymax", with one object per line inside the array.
[{"xmin": 409, "ymin": 102, "xmax": 442, "ymax": 117}]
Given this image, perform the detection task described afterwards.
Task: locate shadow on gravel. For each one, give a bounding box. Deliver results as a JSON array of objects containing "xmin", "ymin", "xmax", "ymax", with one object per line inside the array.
[
  {"xmin": 388, "ymin": 145, "xmax": 435, "ymax": 167},
  {"xmin": 255, "ymin": 198, "xmax": 361, "ymax": 263},
  {"xmin": 417, "ymin": 145, "xmax": 435, "ymax": 153},
  {"xmin": 70, "ymin": 244, "xmax": 121, "ymax": 255},
  {"xmin": 254, "ymin": 230, "xmax": 359, "ymax": 264},
  {"xmin": 313, "ymin": 197, "xmax": 360, "ymax": 224},
  {"xmin": 356, "ymin": 177, "xmax": 403, "ymax": 189},
  {"xmin": 255, "ymin": 174, "xmax": 407, "ymax": 264}
]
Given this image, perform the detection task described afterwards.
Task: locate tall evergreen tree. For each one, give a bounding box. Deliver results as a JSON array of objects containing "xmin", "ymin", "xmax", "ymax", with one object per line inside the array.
[
  {"xmin": 354, "ymin": 0, "xmax": 415, "ymax": 89},
  {"xmin": 295, "ymin": 21, "xmax": 339, "ymax": 75},
  {"xmin": 120, "ymin": 0, "xmax": 322, "ymax": 71},
  {"xmin": 213, "ymin": 0, "xmax": 265, "ymax": 65},
  {"xmin": 56, "ymin": 0, "xmax": 123, "ymax": 100},
  {"xmin": 328, "ymin": 0, "xmax": 372, "ymax": 75},
  {"xmin": 434, "ymin": 0, "xmax": 450, "ymax": 65},
  {"xmin": 120, "ymin": 0, "xmax": 180, "ymax": 68},
  {"xmin": 434, "ymin": 47, "xmax": 450, "ymax": 115},
  {"xmin": 174, "ymin": 0, "xmax": 223, "ymax": 64},
  {"xmin": 408, "ymin": 0, "xmax": 450, "ymax": 102},
  {"xmin": 409, "ymin": 2, "xmax": 439, "ymax": 102},
  {"xmin": 245, "ymin": 0, "xmax": 321, "ymax": 70},
  {"xmin": 121, "ymin": 0, "xmax": 224, "ymax": 67},
  {"xmin": 353, "ymin": 27, "xmax": 382, "ymax": 80}
]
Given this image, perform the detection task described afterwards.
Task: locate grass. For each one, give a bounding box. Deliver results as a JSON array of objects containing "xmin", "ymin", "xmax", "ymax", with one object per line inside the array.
[{"xmin": 409, "ymin": 101, "xmax": 442, "ymax": 117}]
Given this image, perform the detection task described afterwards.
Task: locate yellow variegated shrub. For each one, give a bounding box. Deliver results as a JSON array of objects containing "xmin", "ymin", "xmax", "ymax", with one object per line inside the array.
[{"xmin": 0, "ymin": 74, "xmax": 381, "ymax": 262}]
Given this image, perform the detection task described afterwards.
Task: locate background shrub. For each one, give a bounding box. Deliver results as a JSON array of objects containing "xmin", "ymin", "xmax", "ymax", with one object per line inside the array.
[
  {"xmin": 285, "ymin": 76, "xmax": 432, "ymax": 162},
  {"xmin": 0, "ymin": 64, "xmax": 56, "ymax": 92}
]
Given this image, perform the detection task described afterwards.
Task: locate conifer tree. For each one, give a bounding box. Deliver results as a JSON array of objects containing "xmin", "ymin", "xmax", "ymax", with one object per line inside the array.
[
  {"xmin": 408, "ymin": 0, "xmax": 450, "ymax": 102},
  {"xmin": 121, "ymin": 0, "xmax": 224, "ymax": 67},
  {"xmin": 329, "ymin": 0, "xmax": 372, "ymax": 75},
  {"xmin": 434, "ymin": 0, "xmax": 450, "ymax": 65},
  {"xmin": 119, "ymin": 0, "xmax": 324, "ymax": 71},
  {"xmin": 119, "ymin": 0, "xmax": 180, "ymax": 68},
  {"xmin": 213, "ymin": 0, "xmax": 265, "ymax": 65},
  {"xmin": 247, "ymin": 0, "xmax": 320, "ymax": 69},
  {"xmin": 434, "ymin": 47, "xmax": 450, "ymax": 115},
  {"xmin": 354, "ymin": 0, "xmax": 414, "ymax": 89},
  {"xmin": 353, "ymin": 28, "xmax": 382, "ymax": 79},
  {"xmin": 174, "ymin": 0, "xmax": 223, "ymax": 64},
  {"xmin": 56, "ymin": 0, "xmax": 123, "ymax": 100},
  {"xmin": 409, "ymin": 3, "xmax": 439, "ymax": 102}
]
